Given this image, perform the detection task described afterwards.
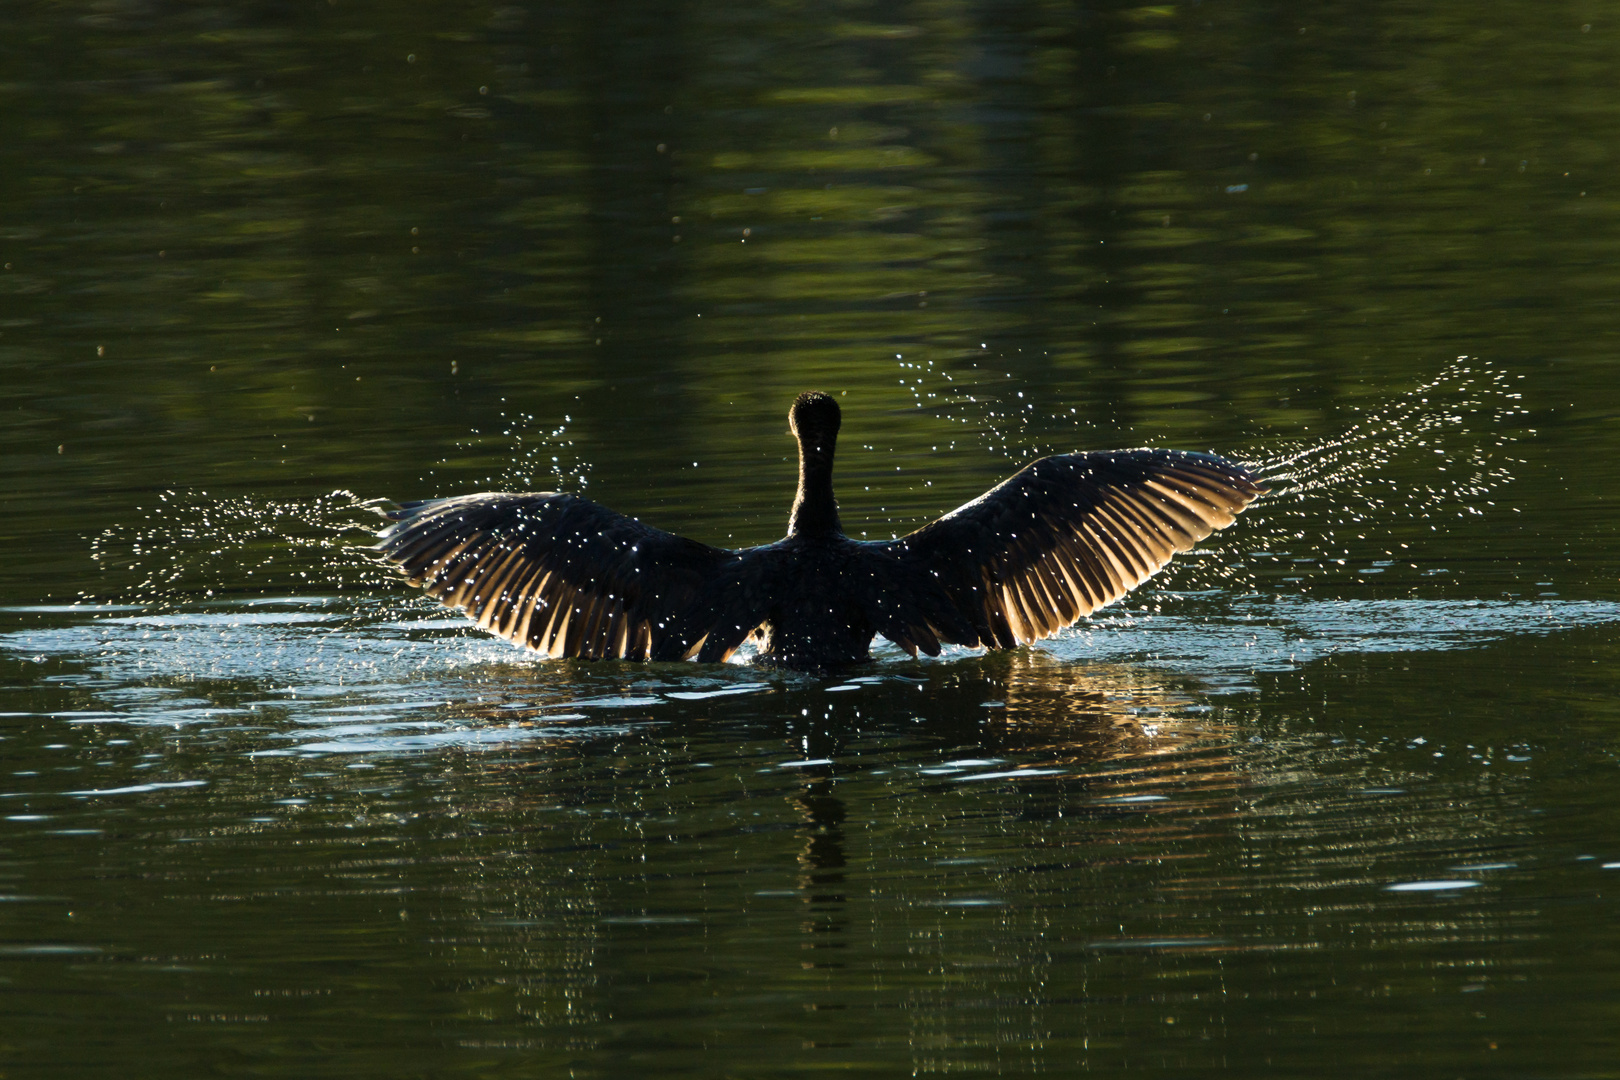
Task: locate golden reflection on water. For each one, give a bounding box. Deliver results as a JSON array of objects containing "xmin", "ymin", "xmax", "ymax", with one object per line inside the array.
[
  {"xmin": 983, "ymin": 650, "xmax": 1247, "ymax": 822},
  {"xmin": 994, "ymin": 650, "xmax": 1232, "ymax": 754}
]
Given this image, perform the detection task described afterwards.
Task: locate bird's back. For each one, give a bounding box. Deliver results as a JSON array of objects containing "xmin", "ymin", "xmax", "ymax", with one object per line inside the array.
[{"xmin": 740, "ymin": 537, "xmax": 882, "ymax": 669}]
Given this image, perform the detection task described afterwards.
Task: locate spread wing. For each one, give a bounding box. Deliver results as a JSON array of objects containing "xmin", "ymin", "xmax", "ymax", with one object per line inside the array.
[
  {"xmin": 375, "ymin": 492, "xmax": 768, "ymax": 662},
  {"xmin": 869, "ymin": 450, "xmax": 1265, "ymax": 654}
]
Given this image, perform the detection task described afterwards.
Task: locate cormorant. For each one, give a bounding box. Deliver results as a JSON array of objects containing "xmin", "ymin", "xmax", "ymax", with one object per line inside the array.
[{"xmin": 377, "ymin": 391, "xmax": 1264, "ymax": 670}]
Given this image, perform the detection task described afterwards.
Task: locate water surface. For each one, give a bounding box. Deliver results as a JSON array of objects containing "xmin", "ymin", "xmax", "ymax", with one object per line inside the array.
[{"xmin": 2, "ymin": 1, "xmax": 1619, "ymax": 1075}]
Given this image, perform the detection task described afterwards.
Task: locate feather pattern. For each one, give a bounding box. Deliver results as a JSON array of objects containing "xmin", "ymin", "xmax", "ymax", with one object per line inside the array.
[
  {"xmin": 376, "ymin": 395, "xmax": 1264, "ymax": 669},
  {"xmin": 870, "ymin": 449, "xmax": 1264, "ymax": 653},
  {"xmin": 376, "ymin": 493, "xmax": 767, "ymax": 662}
]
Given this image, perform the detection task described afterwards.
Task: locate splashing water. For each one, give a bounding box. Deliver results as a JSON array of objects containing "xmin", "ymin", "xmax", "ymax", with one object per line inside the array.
[
  {"xmin": 1225, "ymin": 356, "xmax": 1531, "ymax": 590},
  {"xmin": 87, "ymin": 489, "xmax": 395, "ymax": 609},
  {"xmin": 892, "ymin": 354, "xmax": 1059, "ymax": 463},
  {"xmin": 1247, "ymin": 356, "xmax": 1527, "ymax": 518},
  {"xmin": 83, "ymin": 403, "xmax": 596, "ymax": 612},
  {"xmin": 14, "ymin": 350, "xmax": 1615, "ymax": 725},
  {"xmin": 878, "ymin": 352, "xmax": 1530, "ymax": 598},
  {"xmin": 465, "ymin": 406, "xmax": 592, "ymax": 493},
  {"xmin": 80, "ymin": 356, "xmax": 1529, "ymax": 633}
]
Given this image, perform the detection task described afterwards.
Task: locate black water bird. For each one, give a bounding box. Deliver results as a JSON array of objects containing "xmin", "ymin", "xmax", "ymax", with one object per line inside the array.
[{"xmin": 377, "ymin": 392, "xmax": 1264, "ymax": 670}]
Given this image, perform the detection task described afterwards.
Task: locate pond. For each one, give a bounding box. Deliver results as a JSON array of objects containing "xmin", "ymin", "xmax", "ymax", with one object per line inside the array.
[{"xmin": 2, "ymin": 2, "xmax": 1618, "ymax": 1075}]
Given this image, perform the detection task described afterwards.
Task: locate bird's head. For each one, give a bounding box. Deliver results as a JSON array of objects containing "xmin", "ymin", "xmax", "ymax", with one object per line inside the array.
[{"xmin": 789, "ymin": 391, "xmax": 841, "ymax": 452}]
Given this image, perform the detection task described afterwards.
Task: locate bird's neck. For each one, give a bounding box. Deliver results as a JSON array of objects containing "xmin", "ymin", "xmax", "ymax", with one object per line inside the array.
[{"xmin": 789, "ymin": 438, "xmax": 842, "ymax": 537}]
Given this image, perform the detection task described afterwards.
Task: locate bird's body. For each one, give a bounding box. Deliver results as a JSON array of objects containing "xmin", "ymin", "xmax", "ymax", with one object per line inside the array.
[
  {"xmin": 378, "ymin": 392, "xmax": 1264, "ymax": 671},
  {"xmin": 726, "ymin": 538, "xmax": 881, "ymax": 668}
]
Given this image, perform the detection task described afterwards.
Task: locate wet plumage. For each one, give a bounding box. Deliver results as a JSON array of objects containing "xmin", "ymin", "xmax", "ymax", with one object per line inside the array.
[{"xmin": 377, "ymin": 391, "xmax": 1265, "ymax": 670}]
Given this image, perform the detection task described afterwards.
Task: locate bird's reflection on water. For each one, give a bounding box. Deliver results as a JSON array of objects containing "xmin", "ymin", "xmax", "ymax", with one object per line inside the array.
[
  {"xmin": 990, "ymin": 651, "xmax": 1233, "ymax": 757},
  {"xmin": 0, "ymin": 594, "xmax": 1585, "ymax": 1072},
  {"xmin": 791, "ymin": 765, "xmax": 850, "ymax": 972}
]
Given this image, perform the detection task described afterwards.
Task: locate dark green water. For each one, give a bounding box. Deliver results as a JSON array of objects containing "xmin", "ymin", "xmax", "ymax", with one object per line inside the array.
[{"xmin": 3, "ymin": 2, "xmax": 1619, "ymax": 1076}]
